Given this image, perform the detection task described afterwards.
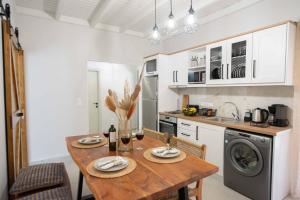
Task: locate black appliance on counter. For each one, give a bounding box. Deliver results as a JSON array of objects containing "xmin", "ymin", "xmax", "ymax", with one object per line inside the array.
[
  {"xmin": 268, "ymin": 104, "xmax": 289, "ymax": 127},
  {"xmin": 159, "ymin": 114, "xmax": 177, "ymax": 137}
]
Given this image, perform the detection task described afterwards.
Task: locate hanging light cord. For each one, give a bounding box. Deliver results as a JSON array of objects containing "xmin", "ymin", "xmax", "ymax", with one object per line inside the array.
[
  {"xmin": 170, "ymin": 0, "xmax": 173, "ymax": 16},
  {"xmin": 154, "ymin": 0, "xmax": 157, "ymax": 26},
  {"xmin": 189, "ymin": 0, "xmax": 194, "ymax": 14}
]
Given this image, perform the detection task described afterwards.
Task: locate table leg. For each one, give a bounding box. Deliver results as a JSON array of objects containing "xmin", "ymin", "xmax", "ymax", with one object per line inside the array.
[
  {"xmin": 77, "ymin": 171, "xmax": 83, "ymax": 200},
  {"xmin": 178, "ymin": 186, "xmax": 189, "ymax": 200}
]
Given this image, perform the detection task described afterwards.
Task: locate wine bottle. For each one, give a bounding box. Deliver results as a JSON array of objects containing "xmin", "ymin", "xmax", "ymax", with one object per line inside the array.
[{"xmin": 108, "ymin": 124, "xmax": 117, "ymax": 151}]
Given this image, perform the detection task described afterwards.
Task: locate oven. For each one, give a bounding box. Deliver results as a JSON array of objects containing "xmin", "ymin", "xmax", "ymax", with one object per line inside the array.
[{"xmin": 159, "ymin": 114, "xmax": 177, "ymax": 137}]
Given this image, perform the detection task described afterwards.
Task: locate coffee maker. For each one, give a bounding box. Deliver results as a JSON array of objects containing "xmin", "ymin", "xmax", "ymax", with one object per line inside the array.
[{"xmin": 268, "ymin": 104, "xmax": 289, "ymax": 127}]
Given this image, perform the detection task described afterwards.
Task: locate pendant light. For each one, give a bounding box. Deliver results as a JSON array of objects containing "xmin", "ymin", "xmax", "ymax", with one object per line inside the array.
[
  {"xmin": 167, "ymin": 0, "xmax": 175, "ymax": 29},
  {"xmin": 151, "ymin": 0, "xmax": 160, "ymax": 42},
  {"xmin": 186, "ymin": 0, "xmax": 195, "ymax": 25},
  {"xmin": 184, "ymin": 0, "xmax": 198, "ymax": 33}
]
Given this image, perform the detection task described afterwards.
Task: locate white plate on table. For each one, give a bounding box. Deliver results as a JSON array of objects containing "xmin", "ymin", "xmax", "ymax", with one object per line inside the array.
[
  {"xmin": 78, "ymin": 136, "xmax": 102, "ymax": 145},
  {"xmin": 151, "ymin": 147, "xmax": 181, "ymax": 158},
  {"xmin": 93, "ymin": 156, "xmax": 129, "ymax": 172}
]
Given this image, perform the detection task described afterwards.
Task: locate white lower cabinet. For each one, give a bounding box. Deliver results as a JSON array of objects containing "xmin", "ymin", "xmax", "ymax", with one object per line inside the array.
[
  {"xmin": 195, "ymin": 122, "xmax": 225, "ymax": 176},
  {"xmin": 177, "ymin": 119, "xmax": 225, "ymax": 176}
]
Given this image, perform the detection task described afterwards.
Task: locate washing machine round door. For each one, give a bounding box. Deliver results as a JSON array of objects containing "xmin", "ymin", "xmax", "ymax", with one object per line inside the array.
[{"xmin": 226, "ymin": 138, "xmax": 263, "ymax": 177}]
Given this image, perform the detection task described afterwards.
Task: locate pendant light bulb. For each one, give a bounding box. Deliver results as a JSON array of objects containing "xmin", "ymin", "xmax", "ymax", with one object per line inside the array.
[
  {"xmin": 150, "ymin": 0, "xmax": 160, "ymax": 42},
  {"xmin": 186, "ymin": 3, "xmax": 195, "ymax": 25},
  {"xmin": 167, "ymin": 14, "xmax": 175, "ymax": 29},
  {"xmin": 167, "ymin": 0, "xmax": 176, "ymax": 30},
  {"xmin": 186, "ymin": 12, "xmax": 195, "ymax": 25},
  {"xmin": 152, "ymin": 25, "xmax": 160, "ymax": 40}
]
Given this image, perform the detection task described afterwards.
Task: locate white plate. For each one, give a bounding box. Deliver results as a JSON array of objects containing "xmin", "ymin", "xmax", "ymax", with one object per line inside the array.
[
  {"xmin": 151, "ymin": 147, "xmax": 181, "ymax": 158},
  {"xmin": 93, "ymin": 156, "xmax": 129, "ymax": 172},
  {"xmin": 78, "ymin": 137, "xmax": 101, "ymax": 145}
]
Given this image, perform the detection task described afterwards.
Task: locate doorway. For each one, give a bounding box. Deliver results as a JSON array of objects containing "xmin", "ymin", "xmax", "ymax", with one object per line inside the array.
[{"xmin": 88, "ymin": 70, "xmax": 100, "ymax": 132}]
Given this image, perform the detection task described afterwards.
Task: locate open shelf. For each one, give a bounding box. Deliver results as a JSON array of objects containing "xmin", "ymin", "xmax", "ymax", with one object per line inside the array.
[{"xmin": 189, "ymin": 65, "xmax": 206, "ymax": 70}]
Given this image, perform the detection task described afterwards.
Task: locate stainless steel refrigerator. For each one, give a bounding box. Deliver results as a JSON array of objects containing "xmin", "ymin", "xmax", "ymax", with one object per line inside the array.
[{"xmin": 142, "ymin": 76, "xmax": 158, "ymax": 131}]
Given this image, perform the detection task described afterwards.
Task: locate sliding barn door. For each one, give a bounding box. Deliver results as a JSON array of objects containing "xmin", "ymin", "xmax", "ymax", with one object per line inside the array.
[{"xmin": 2, "ymin": 19, "xmax": 28, "ymax": 187}]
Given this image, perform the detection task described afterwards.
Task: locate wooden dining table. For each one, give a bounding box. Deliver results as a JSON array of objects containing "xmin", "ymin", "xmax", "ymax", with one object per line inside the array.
[{"xmin": 66, "ymin": 134, "xmax": 218, "ymax": 200}]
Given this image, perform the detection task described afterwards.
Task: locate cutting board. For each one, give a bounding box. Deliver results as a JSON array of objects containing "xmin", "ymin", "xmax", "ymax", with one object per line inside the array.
[{"xmin": 182, "ymin": 95, "xmax": 189, "ymax": 110}]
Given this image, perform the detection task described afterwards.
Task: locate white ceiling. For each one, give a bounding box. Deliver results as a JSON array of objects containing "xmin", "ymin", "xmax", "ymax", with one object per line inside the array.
[{"xmin": 15, "ymin": 0, "xmax": 261, "ymax": 38}]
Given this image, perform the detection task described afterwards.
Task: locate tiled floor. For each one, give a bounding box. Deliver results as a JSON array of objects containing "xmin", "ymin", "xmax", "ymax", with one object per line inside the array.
[{"xmin": 43, "ymin": 156, "xmax": 298, "ymax": 200}]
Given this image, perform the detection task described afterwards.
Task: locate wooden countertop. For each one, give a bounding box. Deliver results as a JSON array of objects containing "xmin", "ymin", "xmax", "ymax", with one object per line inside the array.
[{"xmin": 160, "ymin": 112, "xmax": 291, "ymax": 136}]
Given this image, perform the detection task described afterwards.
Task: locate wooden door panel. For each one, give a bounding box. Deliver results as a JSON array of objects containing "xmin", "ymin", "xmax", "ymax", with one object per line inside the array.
[{"xmin": 2, "ymin": 19, "xmax": 28, "ymax": 187}]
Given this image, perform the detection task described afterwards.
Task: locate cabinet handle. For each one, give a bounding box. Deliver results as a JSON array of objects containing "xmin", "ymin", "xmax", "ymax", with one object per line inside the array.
[
  {"xmin": 221, "ymin": 64, "xmax": 224, "ymax": 79},
  {"xmin": 196, "ymin": 126, "xmax": 199, "ymax": 140},
  {"xmin": 176, "ymin": 71, "xmax": 178, "ymax": 82},
  {"xmin": 227, "ymin": 64, "xmax": 229, "ymax": 79},
  {"xmin": 173, "ymin": 71, "xmax": 175, "ymax": 82},
  {"xmin": 181, "ymin": 122, "xmax": 191, "ymax": 126},
  {"xmin": 180, "ymin": 133, "xmax": 191, "ymax": 137},
  {"xmin": 253, "ymin": 60, "xmax": 256, "ymax": 78}
]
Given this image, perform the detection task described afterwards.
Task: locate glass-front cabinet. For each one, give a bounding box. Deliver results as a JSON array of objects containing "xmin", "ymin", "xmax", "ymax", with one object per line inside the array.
[
  {"xmin": 206, "ymin": 41, "xmax": 227, "ymax": 84},
  {"xmin": 226, "ymin": 34, "xmax": 253, "ymax": 84},
  {"xmin": 206, "ymin": 34, "xmax": 252, "ymax": 84}
]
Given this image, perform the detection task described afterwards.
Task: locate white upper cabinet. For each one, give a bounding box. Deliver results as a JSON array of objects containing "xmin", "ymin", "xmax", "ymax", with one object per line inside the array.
[
  {"xmin": 206, "ymin": 34, "xmax": 253, "ymax": 84},
  {"xmin": 226, "ymin": 34, "xmax": 253, "ymax": 84},
  {"xmin": 206, "ymin": 41, "xmax": 227, "ymax": 84},
  {"xmin": 252, "ymin": 24, "xmax": 295, "ymax": 84},
  {"xmin": 169, "ymin": 52, "xmax": 189, "ymax": 86},
  {"xmin": 163, "ymin": 22, "xmax": 296, "ymax": 87},
  {"xmin": 205, "ymin": 22, "xmax": 295, "ymax": 86}
]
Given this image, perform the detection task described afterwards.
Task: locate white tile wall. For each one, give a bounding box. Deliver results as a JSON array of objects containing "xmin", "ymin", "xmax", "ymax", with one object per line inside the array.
[{"xmin": 178, "ymin": 86, "xmax": 294, "ymax": 123}]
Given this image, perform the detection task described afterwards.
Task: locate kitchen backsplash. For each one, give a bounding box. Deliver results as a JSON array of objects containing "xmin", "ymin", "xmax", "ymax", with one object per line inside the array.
[{"xmin": 178, "ymin": 86, "xmax": 294, "ymax": 124}]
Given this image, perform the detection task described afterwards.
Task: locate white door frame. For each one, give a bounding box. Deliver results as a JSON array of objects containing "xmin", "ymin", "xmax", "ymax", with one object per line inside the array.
[{"xmin": 87, "ymin": 68, "xmax": 101, "ymax": 132}]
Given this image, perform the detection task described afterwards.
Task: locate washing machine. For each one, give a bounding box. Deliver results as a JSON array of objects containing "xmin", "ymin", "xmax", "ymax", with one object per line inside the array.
[{"xmin": 224, "ymin": 128, "xmax": 273, "ymax": 200}]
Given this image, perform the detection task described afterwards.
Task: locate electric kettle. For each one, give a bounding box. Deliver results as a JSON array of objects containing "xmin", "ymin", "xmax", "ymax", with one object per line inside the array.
[{"xmin": 252, "ymin": 108, "xmax": 269, "ymax": 123}]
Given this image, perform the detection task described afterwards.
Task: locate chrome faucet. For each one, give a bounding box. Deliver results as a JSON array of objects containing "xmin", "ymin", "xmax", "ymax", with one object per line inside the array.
[{"xmin": 223, "ymin": 102, "xmax": 240, "ymax": 121}]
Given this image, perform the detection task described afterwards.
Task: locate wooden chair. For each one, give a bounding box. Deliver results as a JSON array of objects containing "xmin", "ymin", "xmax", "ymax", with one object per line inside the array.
[
  {"xmin": 143, "ymin": 128, "xmax": 177, "ymax": 146},
  {"xmin": 143, "ymin": 128, "xmax": 207, "ymax": 200},
  {"xmin": 161, "ymin": 137, "xmax": 207, "ymax": 200},
  {"xmin": 143, "ymin": 128, "xmax": 166, "ymax": 141},
  {"xmin": 174, "ymin": 137, "xmax": 206, "ymax": 200}
]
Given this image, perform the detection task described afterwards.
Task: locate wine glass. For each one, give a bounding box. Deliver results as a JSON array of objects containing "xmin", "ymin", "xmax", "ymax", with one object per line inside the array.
[
  {"xmin": 166, "ymin": 133, "xmax": 173, "ymax": 150},
  {"xmin": 103, "ymin": 132, "xmax": 109, "ymax": 147},
  {"xmin": 121, "ymin": 133, "xmax": 131, "ymax": 145},
  {"xmin": 135, "ymin": 130, "xmax": 144, "ymax": 151}
]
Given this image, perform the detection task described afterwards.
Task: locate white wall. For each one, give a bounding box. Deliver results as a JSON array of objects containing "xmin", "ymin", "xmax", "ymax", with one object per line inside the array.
[
  {"xmin": 16, "ymin": 14, "xmax": 161, "ymax": 163},
  {"xmin": 177, "ymin": 86, "xmax": 294, "ymax": 121},
  {"xmin": 87, "ymin": 61, "xmax": 139, "ymax": 132},
  {"xmin": 162, "ymin": 0, "xmax": 300, "ymax": 52}
]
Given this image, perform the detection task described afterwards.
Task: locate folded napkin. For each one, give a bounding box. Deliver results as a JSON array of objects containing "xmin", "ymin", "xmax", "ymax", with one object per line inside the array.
[
  {"xmin": 79, "ymin": 137, "xmax": 100, "ymax": 144},
  {"xmin": 95, "ymin": 157, "xmax": 127, "ymax": 170},
  {"xmin": 152, "ymin": 147, "xmax": 180, "ymax": 156}
]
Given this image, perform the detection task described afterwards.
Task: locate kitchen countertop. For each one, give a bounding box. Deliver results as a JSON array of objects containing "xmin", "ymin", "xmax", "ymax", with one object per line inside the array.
[{"xmin": 159, "ymin": 112, "xmax": 291, "ymax": 136}]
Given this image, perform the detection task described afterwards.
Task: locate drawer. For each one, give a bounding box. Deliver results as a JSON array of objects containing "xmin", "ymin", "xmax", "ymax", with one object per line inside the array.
[
  {"xmin": 177, "ymin": 127, "xmax": 196, "ymax": 143},
  {"xmin": 177, "ymin": 119, "xmax": 197, "ymax": 132}
]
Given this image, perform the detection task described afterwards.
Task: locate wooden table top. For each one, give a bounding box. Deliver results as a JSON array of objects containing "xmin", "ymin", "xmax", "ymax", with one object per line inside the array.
[{"xmin": 66, "ymin": 134, "xmax": 218, "ymax": 200}]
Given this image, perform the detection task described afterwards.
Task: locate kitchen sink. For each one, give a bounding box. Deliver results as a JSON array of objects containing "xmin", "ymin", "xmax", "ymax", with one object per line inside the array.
[{"xmin": 207, "ymin": 117, "xmax": 240, "ymax": 123}]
